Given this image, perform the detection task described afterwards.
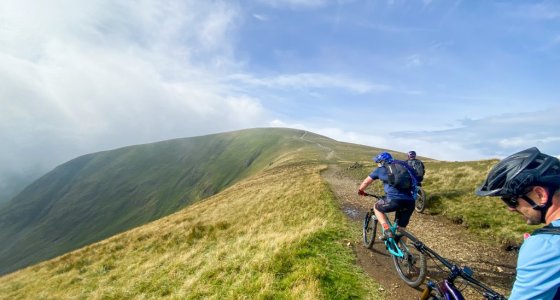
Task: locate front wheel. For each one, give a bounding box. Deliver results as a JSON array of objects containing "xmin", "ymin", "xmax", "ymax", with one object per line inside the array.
[
  {"xmin": 415, "ymin": 188, "xmax": 427, "ymax": 213},
  {"xmin": 392, "ymin": 230, "xmax": 427, "ymax": 288},
  {"xmin": 363, "ymin": 211, "xmax": 379, "ymax": 249}
]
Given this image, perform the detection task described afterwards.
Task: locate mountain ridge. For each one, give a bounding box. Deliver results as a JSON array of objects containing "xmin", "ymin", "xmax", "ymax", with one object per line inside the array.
[{"xmin": 0, "ymin": 127, "xmax": 389, "ymax": 276}]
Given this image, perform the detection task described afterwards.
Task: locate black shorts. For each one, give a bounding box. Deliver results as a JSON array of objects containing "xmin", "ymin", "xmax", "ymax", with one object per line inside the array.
[{"xmin": 375, "ymin": 198, "xmax": 415, "ymax": 227}]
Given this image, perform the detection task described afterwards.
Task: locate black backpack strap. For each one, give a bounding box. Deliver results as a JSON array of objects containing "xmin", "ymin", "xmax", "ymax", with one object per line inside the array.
[{"xmin": 532, "ymin": 224, "xmax": 560, "ymax": 236}]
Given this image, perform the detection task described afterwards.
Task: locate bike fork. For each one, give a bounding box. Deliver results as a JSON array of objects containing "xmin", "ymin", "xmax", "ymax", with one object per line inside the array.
[{"xmin": 419, "ymin": 280, "xmax": 437, "ymax": 300}]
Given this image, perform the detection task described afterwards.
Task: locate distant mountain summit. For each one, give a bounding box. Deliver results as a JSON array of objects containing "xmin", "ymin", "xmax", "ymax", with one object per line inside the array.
[{"xmin": 0, "ymin": 127, "xmax": 388, "ymax": 275}]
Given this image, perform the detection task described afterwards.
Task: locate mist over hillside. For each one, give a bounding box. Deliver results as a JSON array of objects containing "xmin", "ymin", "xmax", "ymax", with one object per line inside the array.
[{"xmin": 0, "ymin": 171, "xmax": 41, "ymax": 206}]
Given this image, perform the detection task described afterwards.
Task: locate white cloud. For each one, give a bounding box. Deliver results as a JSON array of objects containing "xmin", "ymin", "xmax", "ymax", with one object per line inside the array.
[
  {"xmin": 252, "ymin": 14, "xmax": 269, "ymax": 21},
  {"xmin": 256, "ymin": 0, "xmax": 327, "ymax": 9},
  {"xmin": 196, "ymin": 2, "xmax": 240, "ymax": 52},
  {"xmin": 230, "ymin": 73, "xmax": 391, "ymax": 94},
  {"xmin": 225, "ymin": 96, "xmax": 267, "ymax": 125},
  {"xmin": 0, "ymin": 1, "xmax": 268, "ymax": 184},
  {"xmin": 391, "ymin": 107, "xmax": 560, "ymax": 160},
  {"xmin": 268, "ymin": 119, "xmax": 305, "ymax": 129}
]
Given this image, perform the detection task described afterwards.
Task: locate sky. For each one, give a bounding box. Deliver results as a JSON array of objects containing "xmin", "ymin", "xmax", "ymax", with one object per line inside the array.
[{"xmin": 2, "ymin": 0, "xmax": 560, "ymax": 196}]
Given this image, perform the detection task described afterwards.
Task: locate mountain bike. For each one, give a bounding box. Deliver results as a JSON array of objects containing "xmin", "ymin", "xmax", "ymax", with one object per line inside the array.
[
  {"xmin": 362, "ymin": 193, "xmax": 427, "ymax": 288},
  {"xmin": 410, "ymin": 236, "xmax": 507, "ymax": 299},
  {"xmin": 415, "ymin": 186, "xmax": 427, "ymax": 213}
]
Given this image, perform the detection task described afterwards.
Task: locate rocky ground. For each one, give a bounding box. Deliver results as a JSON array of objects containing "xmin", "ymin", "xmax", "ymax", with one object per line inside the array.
[{"xmin": 322, "ymin": 165, "xmax": 518, "ymax": 299}]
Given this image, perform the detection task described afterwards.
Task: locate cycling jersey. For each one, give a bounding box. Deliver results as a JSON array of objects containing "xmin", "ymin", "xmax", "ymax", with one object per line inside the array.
[
  {"xmin": 368, "ymin": 167, "xmax": 414, "ymax": 201},
  {"xmin": 509, "ymin": 219, "xmax": 560, "ymax": 300}
]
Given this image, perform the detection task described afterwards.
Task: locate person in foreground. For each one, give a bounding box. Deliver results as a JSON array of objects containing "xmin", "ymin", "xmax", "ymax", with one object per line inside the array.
[
  {"xmin": 476, "ymin": 147, "xmax": 560, "ymax": 299},
  {"xmin": 358, "ymin": 152, "xmax": 415, "ymax": 239}
]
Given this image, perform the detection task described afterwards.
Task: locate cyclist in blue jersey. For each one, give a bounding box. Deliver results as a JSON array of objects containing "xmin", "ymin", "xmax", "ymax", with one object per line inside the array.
[
  {"xmin": 358, "ymin": 151, "xmax": 415, "ymax": 240},
  {"xmin": 476, "ymin": 147, "xmax": 560, "ymax": 299}
]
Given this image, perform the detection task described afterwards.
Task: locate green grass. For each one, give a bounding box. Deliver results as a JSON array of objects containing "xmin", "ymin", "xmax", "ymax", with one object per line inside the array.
[
  {"xmin": 0, "ymin": 163, "xmax": 383, "ymax": 299},
  {"xmin": 0, "ymin": 128, "xmax": 340, "ymax": 275}
]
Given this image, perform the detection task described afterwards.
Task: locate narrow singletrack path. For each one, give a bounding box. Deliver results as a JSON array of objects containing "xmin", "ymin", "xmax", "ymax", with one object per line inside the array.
[{"xmin": 322, "ymin": 165, "xmax": 517, "ymax": 299}]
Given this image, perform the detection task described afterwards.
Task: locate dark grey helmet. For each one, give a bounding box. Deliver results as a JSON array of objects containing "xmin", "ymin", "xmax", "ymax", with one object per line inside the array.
[{"xmin": 476, "ymin": 147, "xmax": 560, "ymax": 197}]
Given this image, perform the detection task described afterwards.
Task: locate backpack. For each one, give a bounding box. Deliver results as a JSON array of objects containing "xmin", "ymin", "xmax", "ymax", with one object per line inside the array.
[
  {"xmin": 532, "ymin": 224, "xmax": 560, "ymax": 236},
  {"xmin": 384, "ymin": 160, "xmax": 417, "ymax": 190},
  {"xmin": 407, "ymin": 159, "xmax": 425, "ymax": 179}
]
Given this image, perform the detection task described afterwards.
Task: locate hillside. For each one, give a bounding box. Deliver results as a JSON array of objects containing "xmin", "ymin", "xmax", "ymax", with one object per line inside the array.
[
  {"xmin": 0, "ymin": 141, "xmax": 385, "ymax": 299},
  {"xmin": 0, "ymin": 128, "xmax": 388, "ymax": 276},
  {"xmin": 0, "ymin": 127, "xmax": 535, "ymax": 299}
]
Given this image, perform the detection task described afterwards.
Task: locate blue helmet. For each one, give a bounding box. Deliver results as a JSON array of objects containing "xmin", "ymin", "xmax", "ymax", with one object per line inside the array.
[{"xmin": 374, "ymin": 152, "xmax": 393, "ymax": 163}]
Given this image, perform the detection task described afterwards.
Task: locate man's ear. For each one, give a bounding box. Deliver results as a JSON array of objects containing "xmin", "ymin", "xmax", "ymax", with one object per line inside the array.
[{"xmin": 533, "ymin": 186, "xmax": 549, "ymax": 205}]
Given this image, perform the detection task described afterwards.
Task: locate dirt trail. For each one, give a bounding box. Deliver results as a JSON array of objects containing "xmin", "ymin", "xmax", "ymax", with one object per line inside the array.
[{"xmin": 322, "ymin": 165, "xmax": 517, "ymax": 299}]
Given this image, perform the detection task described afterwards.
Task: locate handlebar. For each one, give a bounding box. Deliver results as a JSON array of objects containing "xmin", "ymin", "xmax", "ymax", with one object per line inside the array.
[
  {"xmin": 453, "ymin": 264, "xmax": 506, "ymax": 300},
  {"xmin": 363, "ymin": 192, "xmax": 383, "ymax": 199},
  {"xmin": 410, "ymin": 237, "xmax": 506, "ymax": 300}
]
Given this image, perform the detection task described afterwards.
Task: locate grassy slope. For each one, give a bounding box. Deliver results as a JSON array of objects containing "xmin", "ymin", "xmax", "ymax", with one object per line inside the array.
[
  {"xmin": 0, "ymin": 161, "xmax": 383, "ymax": 299},
  {"xmin": 0, "ymin": 128, "xmax": 355, "ymax": 276}
]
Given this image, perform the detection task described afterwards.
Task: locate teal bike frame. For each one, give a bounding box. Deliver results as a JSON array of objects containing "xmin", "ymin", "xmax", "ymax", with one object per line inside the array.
[
  {"xmin": 375, "ymin": 213, "xmax": 405, "ymax": 257},
  {"xmin": 362, "ymin": 192, "xmax": 427, "ymax": 288}
]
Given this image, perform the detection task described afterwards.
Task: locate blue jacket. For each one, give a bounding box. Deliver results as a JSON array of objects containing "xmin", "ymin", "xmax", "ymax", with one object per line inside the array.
[
  {"xmin": 509, "ymin": 219, "xmax": 560, "ymax": 299},
  {"xmin": 368, "ymin": 166, "xmax": 414, "ymax": 201}
]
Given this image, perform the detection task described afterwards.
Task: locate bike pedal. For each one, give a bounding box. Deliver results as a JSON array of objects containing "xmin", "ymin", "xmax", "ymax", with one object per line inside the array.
[{"xmin": 379, "ymin": 233, "xmax": 393, "ymax": 241}]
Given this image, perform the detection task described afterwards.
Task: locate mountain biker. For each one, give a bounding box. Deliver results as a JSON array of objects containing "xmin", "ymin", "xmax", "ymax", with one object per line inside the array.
[
  {"xmin": 476, "ymin": 147, "xmax": 560, "ymax": 299},
  {"xmin": 358, "ymin": 151, "xmax": 415, "ymax": 240},
  {"xmin": 407, "ymin": 150, "xmax": 425, "ymax": 185}
]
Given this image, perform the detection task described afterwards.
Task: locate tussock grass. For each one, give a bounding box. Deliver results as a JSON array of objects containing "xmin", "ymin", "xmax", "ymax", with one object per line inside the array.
[
  {"xmin": 0, "ymin": 128, "xmax": 391, "ymax": 276},
  {"xmin": 0, "ymin": 162, "xmax": 382, "ymax": 299}
]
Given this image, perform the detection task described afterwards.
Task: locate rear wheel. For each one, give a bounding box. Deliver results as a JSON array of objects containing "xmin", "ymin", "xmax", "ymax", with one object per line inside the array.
[
  {"xmin": 363, "ymin": 211, "xmax": 379, "ymax": 249},
  {"xmin": 415, "ymin": 188, "xmax": 427, "ymax": 213},
  {"xmin": 392, "ymin": 230, "xmax": 427, "ymax": 288}
]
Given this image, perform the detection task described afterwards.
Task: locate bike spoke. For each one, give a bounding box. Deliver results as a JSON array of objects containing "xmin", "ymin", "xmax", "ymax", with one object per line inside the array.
[{"xmin": 392, "ymin": 239, "xmax": 427, "ymax": 288}]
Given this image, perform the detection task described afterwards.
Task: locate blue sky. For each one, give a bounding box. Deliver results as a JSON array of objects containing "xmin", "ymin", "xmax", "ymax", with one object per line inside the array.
[{"xmin": 1, "ymin": 0, "xmax": 560, "ymax": 192}]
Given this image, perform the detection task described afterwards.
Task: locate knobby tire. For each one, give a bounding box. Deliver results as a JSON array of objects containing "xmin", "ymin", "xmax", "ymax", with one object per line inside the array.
[
  {"xmin": 415, "ymin": 188, "xmax": 427, "ymax": 213},
  {"xmin": 392, "ymin": 230, "xmax": 427, "ymax": 288},
  {"xmin": 363, "ymin": 211, "xmax": 379, "ymax": 249}
]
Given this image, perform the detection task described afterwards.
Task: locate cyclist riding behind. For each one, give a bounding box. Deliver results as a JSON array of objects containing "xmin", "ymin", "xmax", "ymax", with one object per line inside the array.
[
  {"xmin": 407, "ymin": 150, "xmax": 425, "ymax": 186},
  {"xmin": 358, "ymin": 152, "xmax": 416, "ymax": 240},
  {"xmin": 476, "ymin": 147, "xmax": 560, "ymax": 299}
]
